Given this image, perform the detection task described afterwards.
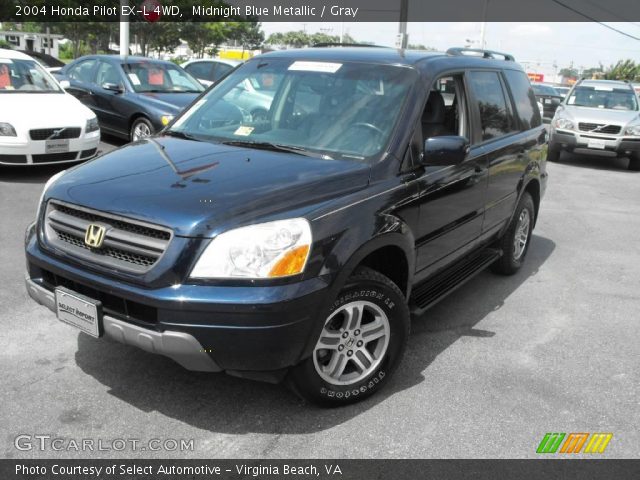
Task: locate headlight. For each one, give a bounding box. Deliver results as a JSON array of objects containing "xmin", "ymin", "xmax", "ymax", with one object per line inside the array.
[
  {"xmin": 0, "ymin": 122, "xmax": 17, "ymax": 136},
  {"xmin": 190, "ymin": 218, "xmax": 312, "ymax": 279},
  {"xmin": 85, "ymin": 117, "xmax": 99, "ymax": 133},
  {"xmin": 554, "ymin": 117, "xmax": 574, "ymax": 130},
  {"xmin": 161, "ymin": 115, "xmax": 174, "ymax": 126},
  {"xmin": 36, "ymin": 170, "xmax": 66, "ymax": 222},
  {"xmin": 625, "ymin": 124, "xmax": 640, "ymax": 136}
]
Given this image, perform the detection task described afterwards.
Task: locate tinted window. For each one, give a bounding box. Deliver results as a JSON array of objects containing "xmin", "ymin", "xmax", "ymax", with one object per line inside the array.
[
  {"xmin": 95, "ymin": 61, "xmax": 122, "ymax": 87},
  {"xmin": 504, "ymin": 70, "xmax": 542, "ymax": 130},
  {"xmin": 212, "ymin": 63, "xmax": 234, "ymax": 81},
  {"xmin": 67, "ymin": 59, "xmax": 97, "ymax": 83},
  {"xmin": 469, "ymin": 71, "xmax": 514, "ymax": 142},
  {"xmin": 185, "ymin": 62, "xmax": 213, "ymax": 81},
  {"xmin": 532, "ymin": 84, "xmax": 559, "ymax": 96}
]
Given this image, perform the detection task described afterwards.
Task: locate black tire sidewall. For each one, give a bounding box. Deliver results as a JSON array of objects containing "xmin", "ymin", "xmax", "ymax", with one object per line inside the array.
[{"xmin": 290, "ymin": 271, "xmax": 409, "ymax": 406}]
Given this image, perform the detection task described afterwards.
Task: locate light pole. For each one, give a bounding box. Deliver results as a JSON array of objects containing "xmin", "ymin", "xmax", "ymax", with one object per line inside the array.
[{"xmin": 119, "ymin": 0, "xmax": 129, "ymax": 59}]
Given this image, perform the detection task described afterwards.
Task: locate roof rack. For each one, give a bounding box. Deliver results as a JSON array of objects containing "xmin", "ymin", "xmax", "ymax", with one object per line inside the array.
[
  {"xmin": 446, "ymin": 48, "xmax": 515, "ymax": 62},
  {"xmin": 312, "ymin": 43, "xmax": 386, "ymax": 48}
]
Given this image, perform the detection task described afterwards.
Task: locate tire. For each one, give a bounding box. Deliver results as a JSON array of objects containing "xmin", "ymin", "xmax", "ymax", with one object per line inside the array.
[
  {"xmin": 491, "ymin": 192, "xmax": 535, "ymax": 276},
  {"xmin": 547, "ymin": 141, "xmax": 561, "ymax": 162},
  {"xmin": 629, "ymin": 153, "xmax": 640, "ymax": 171},
  {"xmin": 288, "ymin": 266, "xmax": 410, "ymax": 407},
  {"xmin": 130, "ymin": 117, "xmax": 154, "ymax": 142}
]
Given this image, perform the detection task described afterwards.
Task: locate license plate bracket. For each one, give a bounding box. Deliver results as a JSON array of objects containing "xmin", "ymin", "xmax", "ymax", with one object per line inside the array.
[
  {"xmin": 587, "ymin": 139, "xmax": 606, "ymax": 150},
  {"xmin": 45, "ymin": 139, "xmax": 70, "ymax": 154},
  {"xmin": 55, "ymin": 287, "xmax": 103, "ymax": 338}
]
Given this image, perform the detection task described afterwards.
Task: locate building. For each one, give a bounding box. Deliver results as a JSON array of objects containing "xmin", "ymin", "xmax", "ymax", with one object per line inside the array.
[{"xmin": 0, "ymin": 31, "xmax": 63, "ymax": 58}]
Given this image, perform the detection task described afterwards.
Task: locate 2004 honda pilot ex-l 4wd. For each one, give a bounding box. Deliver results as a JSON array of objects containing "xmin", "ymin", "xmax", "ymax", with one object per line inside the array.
[{"xmin": 25, "ymin": 47, "xmax": 547, "ymax": 406}]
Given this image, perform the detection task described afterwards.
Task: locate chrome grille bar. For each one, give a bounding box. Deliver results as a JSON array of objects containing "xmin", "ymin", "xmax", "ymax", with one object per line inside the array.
[{"xmin": 44, "ymin": 201, "xmax": 172, "ymax": 273}]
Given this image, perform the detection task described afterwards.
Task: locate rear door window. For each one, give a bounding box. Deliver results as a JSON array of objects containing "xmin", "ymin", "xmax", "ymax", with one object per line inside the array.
[
  {"xmin": 185, "ymin": 62, "xmax": 213, "ymax": 82},
  {"xmin": 503, "ymin": 70, "xmax": 542, "ymax": 130},
  {"xmin": 468, "ymin": 70, "xmax": 517, "ymax": 142}
]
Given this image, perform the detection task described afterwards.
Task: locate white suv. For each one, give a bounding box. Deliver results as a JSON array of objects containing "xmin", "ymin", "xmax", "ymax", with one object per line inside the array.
[{"xmin": 548, "ymin": 79, "xmax": 640, "ymax": 170}]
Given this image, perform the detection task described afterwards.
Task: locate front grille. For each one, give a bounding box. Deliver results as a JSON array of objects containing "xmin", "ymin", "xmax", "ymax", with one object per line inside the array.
[
  {"xmin": 30, "ymin": 127, "xmax": 81, "ymax": 140},
  {"xmin": 44, "ymin": 201, "xmax": 172, "ymax": 274},
  {"xmin": 40, "ymin": 268, "xmax": 158, "ymax": 325},
  {"xmin": 0, "ymin": 154, "xmax": 27, "ymax": 164},
  {"xmin": 578, "ymin": 123, "xmax": 621, "ymax": 134},
  {"xmin": 32, "ymin": 152, "xmax": 79, "ymax": 163}
]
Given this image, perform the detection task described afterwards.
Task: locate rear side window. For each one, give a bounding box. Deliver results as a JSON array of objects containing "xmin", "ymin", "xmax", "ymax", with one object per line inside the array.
[
  {"xmin": 185, "ymin": 62, "xmax": 213, "ymax": 81},
  {"xmin": 505, "ymin": 70, "xmax": 542, "ymax": 129},
  {"xmin": 468, "ymin": 71, "xmax": 515, "ymax": 142},
  {"xmin": 212, "ymin": 63, "xmax": 234, "ymax": 81}
]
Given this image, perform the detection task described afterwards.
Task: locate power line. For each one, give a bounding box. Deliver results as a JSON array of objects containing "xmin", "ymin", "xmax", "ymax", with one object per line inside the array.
[{"xmin": 550, "ymin": 0, "xmax": 640, "ymax": 41}]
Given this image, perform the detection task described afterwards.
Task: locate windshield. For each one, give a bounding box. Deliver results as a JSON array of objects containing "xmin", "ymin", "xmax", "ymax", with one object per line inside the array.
[
  {"xmin": 168, "ymin": 58, "xmax": 416, "ymax": 160},
  {"xmin": 532, "ymin": 84, "xmax": 558, "ymax": 96},
  {"xmin": 122, "ymin": 62, "xmax": 204, "ymax": 93},
  {"xmin": 567, "ymin": 85, "xmax": 638, "ymax": 111},
  {"xmin": 0, "ymin": 58, "xmax": 62, "ymax": 93}
]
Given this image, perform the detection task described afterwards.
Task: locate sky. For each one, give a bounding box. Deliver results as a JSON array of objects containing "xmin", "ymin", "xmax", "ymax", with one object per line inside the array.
[{"xmin": 262, "ymin": 22, "xmax": 640, "ymax": 79}]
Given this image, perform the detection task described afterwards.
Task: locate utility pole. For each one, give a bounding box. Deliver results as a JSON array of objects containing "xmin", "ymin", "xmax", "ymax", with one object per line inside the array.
[
  {"xmin": 480, "ymin": 0, "xmax": 489, "ymax": 49},
  {"xmin": 397, "ymin": 0, "xmax": 408, "ymax": 48},
  {"xmin": 119, "ymin": 0, "xmax": 129, "ymax": 59}
]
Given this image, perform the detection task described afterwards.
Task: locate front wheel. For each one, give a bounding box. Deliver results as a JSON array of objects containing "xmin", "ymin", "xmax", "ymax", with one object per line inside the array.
[
  {"xmin": 491, "ymin": 192, "xmax": 535, "ymax": 275},
  {"xmin": 130, "ymin": 117, "xmax": 155, "ymax": 142},
  {"xmin": 288, "ymin": 267, "xmax": 410, "ymax": 406}
]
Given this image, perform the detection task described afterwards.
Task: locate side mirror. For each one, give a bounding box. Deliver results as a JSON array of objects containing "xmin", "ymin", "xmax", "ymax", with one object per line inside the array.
[
  {"xmin": 103, "ymin": 82, "xmax": 124, "ymax": 93},
  {"xmin": 59, "ymin": 80, "xmax": 70, "ymax": 89},
  {"xmin": 422, "ymin": 136, "xmax": 470, "ymax": 166}
]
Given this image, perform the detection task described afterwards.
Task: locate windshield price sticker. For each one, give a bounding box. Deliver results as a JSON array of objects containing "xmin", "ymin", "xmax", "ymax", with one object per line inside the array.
[
  {"xmin": 234, "ymin": 126, "xmax": 254, "ymax": 136},
  {"xmin": 288, "ymin": 61, "xmax": 342, "ymax": 73},
  {"xmin": 128, "ymin": 73, "xmax": 141, "ymax": 85}
]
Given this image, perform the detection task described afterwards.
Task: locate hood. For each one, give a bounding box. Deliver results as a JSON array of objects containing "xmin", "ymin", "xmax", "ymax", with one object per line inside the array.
[
  {"xmin": 137, "ymin": 92, "xmax": 200, "ymax": 113},
  {"xmin": 561, "ymin": 105, "xmax": 640, "ymax": 126},
  {"xmin": 47, "ymin": 137, "xmax": 370, "ymax": 237},
  {"xmin": 2, "ymin": 92, "xmax": 94, "ymax": 135}
]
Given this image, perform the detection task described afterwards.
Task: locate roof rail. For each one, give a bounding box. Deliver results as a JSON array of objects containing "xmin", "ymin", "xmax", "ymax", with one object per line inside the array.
[
  {"xmin": 446, "ymin": 47, "xmax": 515, "ymax": 61},
  {"xmin": 312, "ymin": 42, "xmax": 386, "ymax": 48}
]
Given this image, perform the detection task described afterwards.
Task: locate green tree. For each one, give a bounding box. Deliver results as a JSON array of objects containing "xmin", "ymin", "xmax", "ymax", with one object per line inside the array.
[
  {"xmin": 604, "ymin": 59, "xmax": 639, "ymax": 81},
  {"xmin": 226, "ymin": 21, "xmax": 264, "ymax": 53}
]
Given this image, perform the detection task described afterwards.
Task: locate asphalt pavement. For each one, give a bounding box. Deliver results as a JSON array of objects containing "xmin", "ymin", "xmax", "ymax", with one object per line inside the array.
[{"xmin": 1, "ymin": 140, "xmax": 639, "ymax": 459}]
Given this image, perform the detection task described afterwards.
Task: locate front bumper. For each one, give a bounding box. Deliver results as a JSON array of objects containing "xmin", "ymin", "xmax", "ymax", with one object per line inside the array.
[
  {"xmin": 26, "ymin": 277, "xmax": 222, "ymax": 372},
  {"xmin": 25, "ymin": 229, "xmax": 331, "ymax": 379},
  {"xmin": 551, "ymin": 129, "xmax": 640, "ymax": 157},
  {"xmin": 0, "ymin": 131, "xmax": 100, "ymax": 165}
]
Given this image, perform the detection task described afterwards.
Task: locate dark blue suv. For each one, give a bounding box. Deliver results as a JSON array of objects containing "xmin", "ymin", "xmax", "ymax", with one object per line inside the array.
[{"xmin": 26, "ymin": 47, "xmax": 547, "ymax": 406}]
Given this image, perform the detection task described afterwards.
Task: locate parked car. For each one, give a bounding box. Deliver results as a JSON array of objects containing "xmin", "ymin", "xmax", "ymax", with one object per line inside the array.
[
  {"xmin": 18, "ymin": 50, "xmax": 66, "ymax": 74},
  {"xmin": 55, "ymin": 55, "xmax": 204, "ymax": 141},
  {"xmin": 182, "ymin": 58, "xmax": 276, "ymax": 121},
  {"xmin": 553, "ymin": 85, "xmax": 570, "ymax": 99},
  {"xmin": 25, "ymin": 46, "xmax": 547, "ymax": 406},
  {"xmin": 0, "ymin": 49, "xmax": 100, "ymax": 166},
  {"xmin": 549, "ymin": 79, "xmax": 640, "ymax": 170},
  {"xmin": 181, "ymin": 58, "xmax": 241, "ymax": 86},
  {"xmin": 531, "ymin": 83, "xmax": 563, "ymax": 119}
]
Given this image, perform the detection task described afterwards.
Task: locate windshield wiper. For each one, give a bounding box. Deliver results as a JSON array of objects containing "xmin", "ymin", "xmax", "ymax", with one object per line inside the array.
[
  {"xmin": 163, "ymin": 130, "xmax": 201, "ymax": 141},
  {"xmin": 222, "ymin": 140, "xmax": 331, "ymax": 158}
]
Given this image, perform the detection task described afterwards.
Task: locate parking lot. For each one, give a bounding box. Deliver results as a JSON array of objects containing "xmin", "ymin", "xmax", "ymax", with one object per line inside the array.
[{"xmin": 1, "ymin": 138, "xmax": 639, "ymax": 459}]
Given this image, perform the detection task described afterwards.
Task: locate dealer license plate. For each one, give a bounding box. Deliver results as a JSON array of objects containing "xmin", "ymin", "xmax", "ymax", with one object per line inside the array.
[
  {"xmin": 587, "ymin": 139, "xmax": 606, "ymax": 150},
  {"xmin": 45, "ymin": 139, "xmax": 69, "ymax": 154},
  {"xmin": 55, "ymin": 287, "xmax": 102, "ymax": 338}
]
